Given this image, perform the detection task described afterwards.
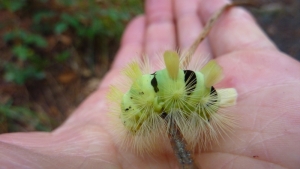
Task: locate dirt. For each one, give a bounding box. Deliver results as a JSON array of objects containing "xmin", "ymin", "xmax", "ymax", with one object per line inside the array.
[{"xmin": 249, "ymin": 0, "xmax": 300, "ymax": 60}]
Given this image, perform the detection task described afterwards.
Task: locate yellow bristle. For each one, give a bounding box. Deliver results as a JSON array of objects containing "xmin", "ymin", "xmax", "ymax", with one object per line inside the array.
[
  {"xmin": 164, "ymin": 50, "xmax": 180, "ymax": 80},
  {"xmin": 200, "ymin": 60, "xmax": 224, "ymax": 87},
  {"xmin": 217, "ymin": 88, "xmax": 238, "ymax": 107},
  {"xmin": 122, "ymin": 61, "xmax": 143, "ymax": 81}
]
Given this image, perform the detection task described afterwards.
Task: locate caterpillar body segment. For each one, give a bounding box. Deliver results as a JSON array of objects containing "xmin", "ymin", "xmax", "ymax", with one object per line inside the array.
[
  {"xmin": 108, "ymin": 50, "xmax": 238, "ymax": 153},
  {"xmin": 121, "ymin": 73, "xmax": 163, "ymax": 133}
]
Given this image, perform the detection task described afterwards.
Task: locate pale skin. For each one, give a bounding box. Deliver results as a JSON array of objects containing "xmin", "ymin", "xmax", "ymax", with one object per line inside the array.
[{"xmin": 1, "ymin": 0, "xmax": 300, "ymax": 168}]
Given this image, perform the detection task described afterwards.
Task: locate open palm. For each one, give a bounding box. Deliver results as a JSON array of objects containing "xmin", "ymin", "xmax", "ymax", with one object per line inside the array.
[{"xmin": 1, "ymin": 0, "xmax": 300, "ymax": 168}]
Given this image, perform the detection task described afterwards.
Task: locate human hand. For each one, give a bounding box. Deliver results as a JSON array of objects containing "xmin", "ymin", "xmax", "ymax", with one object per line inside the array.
[{"xmin": 1, "ymin": 0, "xmax": 300, "ymax": 168}]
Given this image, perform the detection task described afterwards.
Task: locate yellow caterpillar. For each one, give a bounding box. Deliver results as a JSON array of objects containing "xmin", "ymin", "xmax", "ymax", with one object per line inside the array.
[{"xmin": 107, "ymin": 50, "xmax": 238, "ymax": 153}]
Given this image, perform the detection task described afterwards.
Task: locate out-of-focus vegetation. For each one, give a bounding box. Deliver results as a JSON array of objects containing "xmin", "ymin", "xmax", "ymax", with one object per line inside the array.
[
  {"xmin": 0, "ymin": 0, "xmax": 143, "ymax": 133},
  {"xmin": 0, "ymin": 0, "xmax": 142, "ymax": 84}
]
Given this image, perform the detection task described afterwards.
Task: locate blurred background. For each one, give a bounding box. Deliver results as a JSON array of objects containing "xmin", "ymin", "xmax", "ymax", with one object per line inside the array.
[{"xmin": 0, "ymin": 0, "xmax": 299, "ymax": 133}]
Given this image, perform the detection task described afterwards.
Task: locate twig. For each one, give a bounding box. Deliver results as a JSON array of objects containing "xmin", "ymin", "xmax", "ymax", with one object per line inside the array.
[
  {"xmin": 170, "ymin": 2, "xmax": 255, "ymax": 168},
  {"xmin": 182, "ymin": 2, "xmax": 256, "ymax": 67},
  {"xmin": 168, "ymin": 117, "xmax": 200, "ymax": 169}
]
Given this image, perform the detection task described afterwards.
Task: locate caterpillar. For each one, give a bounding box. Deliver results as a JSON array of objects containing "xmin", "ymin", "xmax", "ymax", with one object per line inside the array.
[
  {"xmin": 107, "ymin": 2, "xmax": 241, "ymax": 156},
  {"xmin": 108, "ymin": 50, "xmax": 237, "ymax": 153}
]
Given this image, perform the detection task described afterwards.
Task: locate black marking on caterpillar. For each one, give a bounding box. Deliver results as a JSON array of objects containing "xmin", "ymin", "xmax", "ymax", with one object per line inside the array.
[
  {"xmin": 160, "ymin": 112, "xmax": 168, "ymax": 119},
  {"xmin": 151, "ymin": 72, "xmax": 159, "ymax": 93},
  {"xmin": 125, "ymin": 106, "xmax": 132, "ymax": 112},
  {"xmin": 183, "ymin": 70, "xmax": 197, "ymax": 95},
  {"xmin": 206, "ymin": 86, "xmax": 218, "ymax": 106}
]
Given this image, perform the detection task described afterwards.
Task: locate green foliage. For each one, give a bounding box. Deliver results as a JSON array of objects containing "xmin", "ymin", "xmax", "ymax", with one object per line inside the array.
[
  {"xmin": 54, "ymin": 50, "xmax": 70, "ymax": 62},
  {"xmin": 0, "ymin": 100, "xmax": 52, "ymax": 132},
  {"xmin": 4, "ymin": 64, "xmax": 45, "ymax": 85},
  {"xmin": 0, "ymin": 0, "xmax": 143, "ymax": 85},
  {"xmin": 3, "ymin": 30, "xmax": 48, "ymax": 47},
  {"xmin": 0, "ymin": 0, "xmax": 27, "ymax": 12},
  {"xmin": 3, "ymin": 30, "xmax": 47, "ymax": 84}
]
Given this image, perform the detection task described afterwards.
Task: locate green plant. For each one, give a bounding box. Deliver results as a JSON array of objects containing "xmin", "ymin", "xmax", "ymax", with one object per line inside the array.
[
  {"xmin": 0, "ymin": 0, "xmax": 27, "ymax": 12},
  {"xmin": 0, "ymin": 100, "xmax": 52, "ymax": 132},
  {"xmin": 3, "ymin": 29, "xmax": 47, "ymax": 84},
  {"xmin": 1, "ymin": 0, "xmax": 143, "ymax": 85}
]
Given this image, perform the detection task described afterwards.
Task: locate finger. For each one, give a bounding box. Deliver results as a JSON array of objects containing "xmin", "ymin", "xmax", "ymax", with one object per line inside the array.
[
  {"xmin": 99, "ymin": 16, "xmax": 146, "ymax": 89},
  {"xmin": 62, "ymin": 16, "xmax": 147, "ymax": 127},
  {"xmin": 111, "ymin": 15, "xmax": 146, "ymax": 69},
  {"xmin": 198, "ymin": 0, "xmax": 277, "ymax": 57},
  {"xmin": 72, "ymin": 16, "xmax": 145, "ymax": 127},
  {"xmin": 145, "ymin": 0, "xmax": 176, "ymax": 65},
  {"xmin": 174, "ymin": 0, "xmax": 212, "ymax": 60}
]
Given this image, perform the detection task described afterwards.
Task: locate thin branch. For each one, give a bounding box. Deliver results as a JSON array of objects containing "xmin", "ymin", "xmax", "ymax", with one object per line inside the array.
[
  {"xmin": 168, "ymin": 117, "xmax": 200, "ymax": 169},
  {"xmin": 182, "ymin": 2, "xmax": 256, "ymax": 67}
]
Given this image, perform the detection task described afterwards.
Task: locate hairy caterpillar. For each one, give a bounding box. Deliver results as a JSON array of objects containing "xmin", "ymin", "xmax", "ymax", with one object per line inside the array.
[
  {"xmin": 108, "ymin": 49, "xmax": 237, "ymax": 152},
  {"xmin": 107, "ymin": 2, "xmax": 241, "ymax": 157}
]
